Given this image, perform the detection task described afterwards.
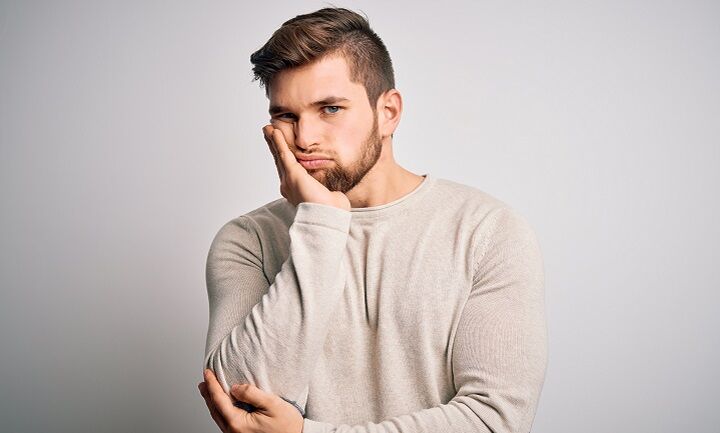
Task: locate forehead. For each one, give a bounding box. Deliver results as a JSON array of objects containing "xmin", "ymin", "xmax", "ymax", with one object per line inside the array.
[{"xmin": 268, "ymin": 55, "xmax": 368, "ymax": 108}]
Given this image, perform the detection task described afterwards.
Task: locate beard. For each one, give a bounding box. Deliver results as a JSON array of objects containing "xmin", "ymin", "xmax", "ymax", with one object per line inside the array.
[{"xmin": 310, "ymin": 115, "xmax": 382, "ymax": 194}]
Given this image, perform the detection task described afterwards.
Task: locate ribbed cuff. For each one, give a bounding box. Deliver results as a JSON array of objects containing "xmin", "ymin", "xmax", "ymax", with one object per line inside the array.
[
  {"xmin": 294, "ymin": 202, "xmax": 352, "ymax": 233},
  {"xmin": 279, "ymin": 396, "xmax": 305, "ymax": 417}
]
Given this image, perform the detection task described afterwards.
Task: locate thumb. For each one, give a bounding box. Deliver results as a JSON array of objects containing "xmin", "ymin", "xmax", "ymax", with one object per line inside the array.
[{"xmin": 230, "ymin": 383, "xmax": 273, "ymax": 409}]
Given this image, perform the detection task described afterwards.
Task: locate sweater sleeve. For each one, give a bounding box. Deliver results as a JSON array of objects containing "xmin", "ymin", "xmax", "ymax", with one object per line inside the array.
[
  {"xmin": 301, "ymin": 206, "xmax": 548, "ymax": 433},
  {"xmin": 203, "ymin": 201, "xmax": 351, "ymax": 416}
]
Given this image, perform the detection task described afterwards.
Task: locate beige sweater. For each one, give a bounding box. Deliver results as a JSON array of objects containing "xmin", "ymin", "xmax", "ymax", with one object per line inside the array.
[{"xmin": 203, "ymin": 173, "xmax": 547, "ymax": 433}]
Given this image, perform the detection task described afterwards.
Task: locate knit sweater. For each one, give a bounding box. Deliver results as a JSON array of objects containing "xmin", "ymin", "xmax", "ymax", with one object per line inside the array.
[{"xmin": 203, "ymin": 173, "xmax": 547, "ymax": 433}]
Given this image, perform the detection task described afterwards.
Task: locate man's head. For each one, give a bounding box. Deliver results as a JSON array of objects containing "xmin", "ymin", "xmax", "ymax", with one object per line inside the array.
[
  {"xmin": 250, "ymin": 7, "xmax": 395, "ymax": 113},
  {"xmin": 250, "ymin": 7, "xmax": 402, "ymax": 193}
]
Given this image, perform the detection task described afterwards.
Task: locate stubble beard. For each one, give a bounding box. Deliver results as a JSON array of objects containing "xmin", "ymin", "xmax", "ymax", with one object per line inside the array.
[{"xmin": 311, "ymin": 115, "xmax": 383, "ymax": 194}]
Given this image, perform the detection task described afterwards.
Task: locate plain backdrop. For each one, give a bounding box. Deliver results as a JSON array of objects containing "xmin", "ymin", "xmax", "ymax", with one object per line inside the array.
[{"xmin": 1, "ymin": 1, "xmax": 718, "ymax": 432}]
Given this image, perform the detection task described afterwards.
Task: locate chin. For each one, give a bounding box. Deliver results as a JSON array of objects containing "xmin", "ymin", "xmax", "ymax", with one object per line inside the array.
[{"xmin": 307, "ymin": 169, "xmax": 325, "ymax": 180}]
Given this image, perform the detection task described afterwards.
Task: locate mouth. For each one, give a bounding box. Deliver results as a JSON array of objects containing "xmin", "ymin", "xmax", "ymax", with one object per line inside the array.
[{"xmin": 298, "ymin": 159, "xmax": 332, "ymax": 169}]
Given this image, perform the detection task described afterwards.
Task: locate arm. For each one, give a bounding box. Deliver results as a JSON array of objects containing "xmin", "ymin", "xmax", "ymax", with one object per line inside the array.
[
  {"xmin": 203, "ymin": 201, "xmax": 351, "ymax": 416},
  {"xmin": 301, "ymin": 207, "xmax": 548, "ymax": 433}
]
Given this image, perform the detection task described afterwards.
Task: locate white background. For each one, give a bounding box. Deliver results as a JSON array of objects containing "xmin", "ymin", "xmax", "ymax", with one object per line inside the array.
[{"xmin": 1, "ymin": 1, "xmax": 718, "ymax": 432}]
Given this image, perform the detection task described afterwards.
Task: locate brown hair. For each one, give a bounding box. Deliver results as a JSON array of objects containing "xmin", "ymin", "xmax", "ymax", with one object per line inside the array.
[{"xmin": 250, "ymin": 7, "xmax": 396, "ymax": 111}]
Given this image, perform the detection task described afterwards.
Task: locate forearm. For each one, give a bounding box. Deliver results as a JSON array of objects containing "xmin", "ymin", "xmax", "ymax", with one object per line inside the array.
[
  {"xmin": 204, "ymin": 202, "xmax": 351, "ymax": 414},
  {"xmin": 299, "ymin": 207, "xmax": 548, "ymax": 432},
  {"xmin": 300, "ymin": 392, "xmax": 541, "ymax": 433},
  {"xmin": 301, "ymin": 298, "xmax": 547, "ymax": 433}
]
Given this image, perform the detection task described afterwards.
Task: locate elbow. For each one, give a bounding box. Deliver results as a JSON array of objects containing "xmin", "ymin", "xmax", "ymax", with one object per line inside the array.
[
  {"xmin": 454, "ymin": 388, "xmax": 543, "ymax": 433},
  {"xmin": 202, "ymin": 347, "xmax": 231, "ymax": 394}
]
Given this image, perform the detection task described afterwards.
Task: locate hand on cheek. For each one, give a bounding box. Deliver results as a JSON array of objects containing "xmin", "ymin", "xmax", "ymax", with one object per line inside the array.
[
  {"xmin": 261, "ymin": 120, "xmax": 349, "ymax": 210},
  {"xmin": 269, "ymin": 119, "xmax": 296, "ymax": 150}
]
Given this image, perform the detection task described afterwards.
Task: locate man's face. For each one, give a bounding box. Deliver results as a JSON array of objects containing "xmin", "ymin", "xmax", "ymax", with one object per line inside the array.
[{"xmin": 268, "ymin": 54, "xmax": 383, "ymax": 193}]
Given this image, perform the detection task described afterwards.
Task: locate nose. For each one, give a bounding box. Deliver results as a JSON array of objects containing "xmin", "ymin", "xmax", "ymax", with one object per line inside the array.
[{"xmin": 293, "ymin": 117, "xmax": 321, "ymax": 150}]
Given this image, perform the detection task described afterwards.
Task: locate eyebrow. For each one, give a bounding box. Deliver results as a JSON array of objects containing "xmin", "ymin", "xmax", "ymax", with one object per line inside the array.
[{"xmin": 269, "ymin": 96, "xmax": 350, "ymax": 115}]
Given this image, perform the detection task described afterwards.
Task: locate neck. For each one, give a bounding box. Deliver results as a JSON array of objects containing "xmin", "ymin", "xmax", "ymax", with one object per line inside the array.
[{"xmin": 344, "ymin": 141, "xmax": 424, "ymax": 209}]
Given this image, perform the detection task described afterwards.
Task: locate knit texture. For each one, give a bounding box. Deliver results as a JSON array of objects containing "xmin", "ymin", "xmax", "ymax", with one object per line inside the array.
[{"xmin": 203, "ymin": 173, "xmax": 547, "ymax": 433}]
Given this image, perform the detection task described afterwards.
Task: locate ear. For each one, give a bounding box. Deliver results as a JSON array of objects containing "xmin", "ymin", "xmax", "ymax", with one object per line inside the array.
[{"xmin": 376, "ymin": 89, "xmax": 402, "ymax": 139}]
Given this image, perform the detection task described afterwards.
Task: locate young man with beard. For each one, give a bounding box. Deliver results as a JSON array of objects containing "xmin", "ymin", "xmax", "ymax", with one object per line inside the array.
[{"xmin": 198, "ymin": 7, "xmax": 547, "ymax": 433}]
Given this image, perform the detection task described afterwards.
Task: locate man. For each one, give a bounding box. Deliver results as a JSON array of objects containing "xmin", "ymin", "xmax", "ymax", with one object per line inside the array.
[{"xmin": 198, "ymin": 7, "xmax": 547, "ymax": 433}]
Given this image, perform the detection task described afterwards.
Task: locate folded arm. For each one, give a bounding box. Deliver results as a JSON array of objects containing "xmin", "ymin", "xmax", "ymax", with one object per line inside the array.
[
  {"xmin": 301, "ymin": 207, "xmax": 548, "ymax": 433},
  {"xmin": 203, "ymin": 202, "xmax": 351, "ymax": 416}
]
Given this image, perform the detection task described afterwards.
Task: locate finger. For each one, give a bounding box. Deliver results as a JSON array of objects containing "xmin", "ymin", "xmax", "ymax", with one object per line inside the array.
[
  {"xmin": 203, "ymin": 369, "xmax": 237, "ymax": 420},
  {"xmin": 272, "ymin": 128, "xmax": 299, "ymax": 172},
  {"xmin": 263, "ymin": 125, "xmax": 285, "ymax": 179},
  {"xmin": 199, "ymin": 382, "xmax": 228, "ymax": 432},
  {"xmin": 262, "ymin": 125, "xmax": 278, "ymax": 162},
  {"xmin": 199, "ymin": 383, "xmax": 228, "ymax": 432},
  {"xmin": 262, "ymin": 126, "xmax": 284, "ymax": 179},
  {"xmin": 231, "ymin": 383, "xmax": 273, "ymax": 411}
]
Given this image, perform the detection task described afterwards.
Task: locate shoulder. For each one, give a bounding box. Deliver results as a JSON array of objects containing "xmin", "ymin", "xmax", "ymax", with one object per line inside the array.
[
  {"xmin": 430, "ymin": 177, "xmax": 541, "ymax": 270},
  {"xmin": 208, "ymin": 198, "xmax": 295, "ymax": 260},
  {"xmin": 428, "ymin": 176, "xmax": 524, "ymax": 228},
  {"xmin": 470, "ymin": 204, "xmax": 543, "ymax": 292},
  {"xmin": 211, "ymin": 198, "xmax": 295, "ymax": 242}
]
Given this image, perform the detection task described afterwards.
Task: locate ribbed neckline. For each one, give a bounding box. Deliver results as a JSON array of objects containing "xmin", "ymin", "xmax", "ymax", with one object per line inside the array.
[{"xmin": 349, "ymin": 173, "xmax": 434, "ymax": 219}]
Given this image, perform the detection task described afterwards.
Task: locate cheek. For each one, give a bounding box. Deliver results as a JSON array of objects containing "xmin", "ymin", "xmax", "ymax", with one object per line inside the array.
[
  {"xmin": 343, "ymin": 123, "xmax": 371, "ymax": 149},
  {"xmin": 334, "ymin": 130, "xmax": 364, "ymax": 163}
]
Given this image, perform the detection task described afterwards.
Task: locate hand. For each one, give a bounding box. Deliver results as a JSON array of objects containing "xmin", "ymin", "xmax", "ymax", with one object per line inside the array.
[
  {"xmin": 198, "ymin": 369, "xmax": 303, "ymax": 433},
  {"xmin": 262, "ymin": 124, "xmax": 351, "ymax": 211}
]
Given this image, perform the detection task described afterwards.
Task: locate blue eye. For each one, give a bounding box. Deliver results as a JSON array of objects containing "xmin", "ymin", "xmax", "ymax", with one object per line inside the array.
[{"xmin": 323, "ymin": 106, "xmax": 341, "ymax": 114}]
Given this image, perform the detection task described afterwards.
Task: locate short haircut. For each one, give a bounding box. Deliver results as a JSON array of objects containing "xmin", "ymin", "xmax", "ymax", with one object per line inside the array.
[{"xmin": 250, "ymin": 7, "xmax": 396, "ymax": 110}]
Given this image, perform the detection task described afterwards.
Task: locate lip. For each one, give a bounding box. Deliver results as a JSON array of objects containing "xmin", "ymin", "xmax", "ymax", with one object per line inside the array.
[
  {"xmin": 296, "ymin": 155, "xmax": 330, "ymax": 161},
  {"xmin": 298, "ymin": 158, "xmax": 331, "ymax": 169}
]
